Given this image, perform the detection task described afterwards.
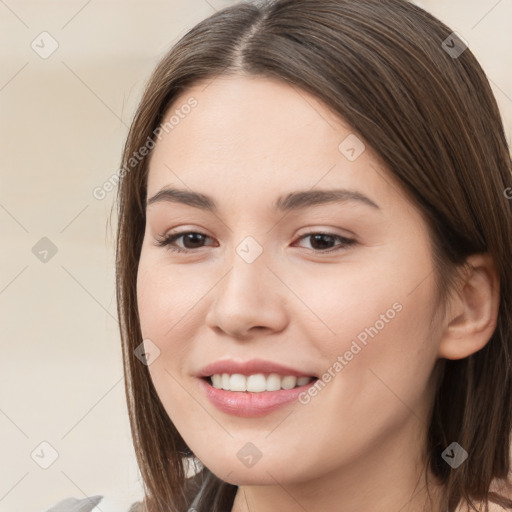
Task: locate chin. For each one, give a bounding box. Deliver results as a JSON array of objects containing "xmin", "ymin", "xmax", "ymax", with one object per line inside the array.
[
  {"xmin": 212, "ymin": 466, "xmax": 288, "ymax": 486},
  {"xmin": 200, "ymin": 453, "xmax": 310, "ymax": 486}
]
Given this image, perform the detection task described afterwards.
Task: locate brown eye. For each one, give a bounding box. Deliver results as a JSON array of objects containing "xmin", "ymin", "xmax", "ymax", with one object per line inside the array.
[
  {"xmin": 295, "ymin": 232, "xmax": 355, "ymax": 253},
  {"xmin": 154, "ymin": 231, "xmax": 214, "ymax": 253}
]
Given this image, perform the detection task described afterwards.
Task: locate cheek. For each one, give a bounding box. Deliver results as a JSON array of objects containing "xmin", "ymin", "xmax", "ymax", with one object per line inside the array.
[
  {"xmin": 299, "ymin": 254, "xmax": 431, "ymax": 354},
  {"xmin": 136, "ymin": 252, "xmax": 208, "ymax": 342},
  {"xmin": 319, "ymin": 272, "xmax": 440, "ymax": 428},
  {"xmin": 305, "ymin": 246, "xmax": 439, "ymax": 402},
  {"xmin": 136, "ymin": 258, "xmax": 200, "ymax": 420}
]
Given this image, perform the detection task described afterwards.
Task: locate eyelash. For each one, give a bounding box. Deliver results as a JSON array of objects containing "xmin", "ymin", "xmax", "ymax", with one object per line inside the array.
[{"xmin": 153, "ymin": 230, "xmax": 356, "ymax": 254}]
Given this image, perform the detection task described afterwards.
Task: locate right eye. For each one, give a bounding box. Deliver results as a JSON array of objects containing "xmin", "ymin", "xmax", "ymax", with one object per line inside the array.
[{"xmin": 153, "ymin": 231, "xmax": 216, "ymax": 253}]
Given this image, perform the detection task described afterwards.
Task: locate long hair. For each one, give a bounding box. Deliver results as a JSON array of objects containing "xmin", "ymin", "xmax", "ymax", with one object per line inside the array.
[{"xmin": 114, "ymin": 1, "xmax": 512, "ymax": 510}]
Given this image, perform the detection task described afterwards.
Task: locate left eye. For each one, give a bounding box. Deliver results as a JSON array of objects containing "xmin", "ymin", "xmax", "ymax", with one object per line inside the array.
[
  {"xmin": 153, "ymin": 231, "xmax": 355, "ymax": 254},
  {"xmin": 296, "ymin": 232, "xmax": 355, "ymax": 252}
]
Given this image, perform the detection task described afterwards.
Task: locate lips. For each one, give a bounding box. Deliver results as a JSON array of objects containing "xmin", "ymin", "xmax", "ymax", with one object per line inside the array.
[
  {"xmin": 199, "ymin": 378, "xmax": 317, "ymax": 417},
  {"xmin": 196, "ymin": 358, "xmax": 318, "ymax": 417},
  {"xmin": 197, "ymin": 358, "xmax": 317, "ymax": 379}
]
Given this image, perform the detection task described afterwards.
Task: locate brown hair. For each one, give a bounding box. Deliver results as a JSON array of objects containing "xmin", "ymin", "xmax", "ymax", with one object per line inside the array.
[{"xmin": 114, "ymin": 1, "xmax": 512, "ymax": 510}]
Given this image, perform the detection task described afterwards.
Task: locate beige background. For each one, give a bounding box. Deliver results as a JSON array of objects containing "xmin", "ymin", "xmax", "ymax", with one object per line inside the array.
[{"xmin": 0, "ymin": 1, "xmax": 511, "ymax": 511}]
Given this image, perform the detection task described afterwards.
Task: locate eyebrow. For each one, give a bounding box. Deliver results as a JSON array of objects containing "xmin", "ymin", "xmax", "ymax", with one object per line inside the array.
[{"xmin": 146, "ymin": 187, "xmax": 381, "ymax": 212}]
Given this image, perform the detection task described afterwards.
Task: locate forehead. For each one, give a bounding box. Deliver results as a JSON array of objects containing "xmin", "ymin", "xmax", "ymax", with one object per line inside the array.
[{"xmin": 145, "ymin": 75, "xmax": 401, "ymax": 215}]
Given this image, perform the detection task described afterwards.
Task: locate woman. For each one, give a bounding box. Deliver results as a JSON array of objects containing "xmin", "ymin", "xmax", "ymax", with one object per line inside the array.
[{"xmin": 114, "ymin": 0, "xmax": 512, "ymax": 510}]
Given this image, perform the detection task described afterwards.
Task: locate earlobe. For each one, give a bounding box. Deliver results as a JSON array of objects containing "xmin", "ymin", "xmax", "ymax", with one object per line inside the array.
[{"xmin": 438, "ymin": 253, "xmax": 500, "ymax": 360}]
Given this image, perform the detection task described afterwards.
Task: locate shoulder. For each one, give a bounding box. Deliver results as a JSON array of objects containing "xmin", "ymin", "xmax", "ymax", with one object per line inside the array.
[
  {"xmin": 127, "ymin": 500, "xmax": 144, "ymax": 512},
  {"xmin": 454, "ymin": 497, "xmax": 512, "ymax": 512},
  {"xmin": 44, "ymin": 495, "xmax": 143, "ymax": 512},
  {"xmin": 44, "ymin": 496, "xmax": 103, "ymax": 512},
  {"xmin": 487, "ymin": 478, "xmax": 512, "ymax": 511},
  {"xmin": 452, "ymin": 478, "xmax": 512, "ymax": 512},
  {"xmin": 480, "ymin": 500, "xmax": 511, "ymax": 512}
]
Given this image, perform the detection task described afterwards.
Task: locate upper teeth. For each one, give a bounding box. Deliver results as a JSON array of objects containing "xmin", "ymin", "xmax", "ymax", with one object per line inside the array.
[{"xmin": 210, "ymin": 373, "xmax": 313, "ymax": 392}]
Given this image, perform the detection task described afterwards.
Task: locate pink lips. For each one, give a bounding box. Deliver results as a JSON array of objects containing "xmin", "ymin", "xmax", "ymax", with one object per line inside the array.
[
  {"xmin": 199, "ymin": 379, "xmax": 316, "ymax": 417},
  {"xmin": 197, "ymin": 358, "xmax": 316, "ymax": 378},
  {"xmin": 197, "ymin": 358, "xmax": 317, "ymax": 417}
]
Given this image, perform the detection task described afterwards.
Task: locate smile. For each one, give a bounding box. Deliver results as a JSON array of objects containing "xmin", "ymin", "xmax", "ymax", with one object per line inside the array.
[
  {"xmin": 199, "ymin": 374, "xmax": 318, "ymax": 418},
  {"xmin": 209, "ymin": 373, "xmax": 314, "ymax": 392}
]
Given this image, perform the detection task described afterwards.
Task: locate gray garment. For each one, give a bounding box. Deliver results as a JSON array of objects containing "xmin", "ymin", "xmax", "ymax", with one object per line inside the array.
[
  {"xmin": 43, "ymin": 490, "xmax": 451, "ymax": 511},
  {"xmin": 44, "ymin": 496, "xmax": 103, "ymax": 512},
  {"xmin": 44, "ymin": 495, "xmax": 142, "ymax": 512},
  {"xmin": 42, "ymin": 478, "xmax": 204, "ymax": 512},
  {"xmin": 187, "ymin": 475, "xmax": 209, "ymax": 511}
]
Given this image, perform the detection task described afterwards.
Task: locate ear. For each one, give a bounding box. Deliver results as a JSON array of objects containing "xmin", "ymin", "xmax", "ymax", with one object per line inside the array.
[{"xmin": 438, "ymin": 253, "xmax": 500, "ymax": 360}]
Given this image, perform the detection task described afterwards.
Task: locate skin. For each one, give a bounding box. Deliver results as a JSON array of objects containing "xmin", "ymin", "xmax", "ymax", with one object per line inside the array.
[{"xmin": 136, "ymin": 75, "xmax": 500, "ymax": 512}]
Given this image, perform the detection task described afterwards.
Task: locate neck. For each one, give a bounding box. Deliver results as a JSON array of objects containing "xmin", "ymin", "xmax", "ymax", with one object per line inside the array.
[{"xmin": 230, "ymin": 416, "xmax": 446, "ymax": 512}]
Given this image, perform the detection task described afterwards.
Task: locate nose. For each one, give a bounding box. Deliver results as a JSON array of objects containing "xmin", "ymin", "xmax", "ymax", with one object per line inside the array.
[{"xmin": 205, "ymin": 250, "xmax": 289, "ymax": 339}]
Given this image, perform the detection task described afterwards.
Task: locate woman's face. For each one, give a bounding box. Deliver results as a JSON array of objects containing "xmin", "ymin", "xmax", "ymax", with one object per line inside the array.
[{"xmin": 136, "ymin": 75, "xmax": 443, "ymax": 487}]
